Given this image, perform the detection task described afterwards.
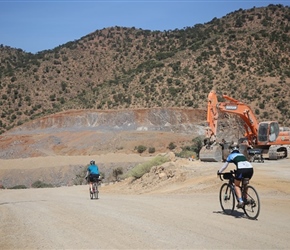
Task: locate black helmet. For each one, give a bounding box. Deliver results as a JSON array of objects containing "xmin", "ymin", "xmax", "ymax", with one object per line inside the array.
[
  {"xmin": 231, "ymin": 146, "xmax": 239, "ymax": 153},
  {"xmin": 90, "ymin": 160, "xmax": 95, "ymax": 165}
]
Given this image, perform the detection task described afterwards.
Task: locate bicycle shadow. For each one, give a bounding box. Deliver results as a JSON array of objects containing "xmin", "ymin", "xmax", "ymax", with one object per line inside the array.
[{"xmin": 213, "ymin": 210, "xmax": 246, "ymax": 219}]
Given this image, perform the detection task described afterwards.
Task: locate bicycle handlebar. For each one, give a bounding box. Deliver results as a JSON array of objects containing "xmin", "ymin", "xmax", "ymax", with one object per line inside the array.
[{"xmin": 217, "ymin": 170, "xmax": 235, "ymax": 181}]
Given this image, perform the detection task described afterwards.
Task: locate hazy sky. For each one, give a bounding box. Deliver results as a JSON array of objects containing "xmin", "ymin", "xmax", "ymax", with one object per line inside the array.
[{"xmin": 1, "ymin": 0, "xmax": 288, "ymax": 53}]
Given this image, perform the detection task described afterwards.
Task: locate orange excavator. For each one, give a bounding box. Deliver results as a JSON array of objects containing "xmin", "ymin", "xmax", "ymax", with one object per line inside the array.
[{"xmin": 199, "ymin": 90, "xmax": 290, "ymax": 162}]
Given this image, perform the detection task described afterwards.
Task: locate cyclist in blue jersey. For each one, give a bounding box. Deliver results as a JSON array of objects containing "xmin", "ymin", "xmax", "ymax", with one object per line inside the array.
[
  {"xmin": 85, "ymin": 160, "xmax": 100, "ymax": 193},
  {"xmin": 217, "ymin": 145, "xmax": 254, "ymax": 208}
]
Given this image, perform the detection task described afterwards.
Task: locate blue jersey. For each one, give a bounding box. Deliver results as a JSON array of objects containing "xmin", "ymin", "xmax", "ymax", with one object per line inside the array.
[{"xmin": 88, "ymin": 164, "xmax": 99, "ymax": 175}]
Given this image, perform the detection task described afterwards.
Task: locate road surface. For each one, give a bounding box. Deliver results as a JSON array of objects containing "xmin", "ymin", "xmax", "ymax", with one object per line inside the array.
[{"xmin": 1, "ymin": 159, "xmax": 290, "ymax": 250}]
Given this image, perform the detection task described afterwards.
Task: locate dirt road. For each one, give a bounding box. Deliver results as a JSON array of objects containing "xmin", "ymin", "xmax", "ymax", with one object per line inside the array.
[{"xmin": 1, "ymin": 157, "xmax": 290, "ymax": 249}]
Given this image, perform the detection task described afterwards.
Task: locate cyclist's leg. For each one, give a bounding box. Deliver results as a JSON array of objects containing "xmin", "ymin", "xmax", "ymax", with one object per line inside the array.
[
  {"xmin": 234, "ymin": 179, "xmax": 242, "ymax": 200},
  {"xmin": 234, "ymin": 169, "xmax": 242, "ymax": 199},
  {"xmin": 242, "ymin": 168, "xmax": 254, "ymax": 200},
  {"xmin": 88, "ymin": 175, "xmax": 93, "ymax": 192},
  {"xmin": 234, "ymin": 169, "xmax": 244, "ymax": 208}
]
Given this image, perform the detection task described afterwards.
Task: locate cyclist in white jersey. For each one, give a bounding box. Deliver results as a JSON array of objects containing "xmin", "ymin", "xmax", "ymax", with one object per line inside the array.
[{"xmin": 217, "ymin": 146, "xmax": 254, "ymax": 208}]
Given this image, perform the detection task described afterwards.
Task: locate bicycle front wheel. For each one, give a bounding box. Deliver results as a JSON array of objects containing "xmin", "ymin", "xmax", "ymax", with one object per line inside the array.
[
  {"xmin": 243, "ymin": 185, "xmax": 260, "ymax": 220},
  {"xmin": 219, "ymin": 183, "xmax": 235, "ymax": 215}
]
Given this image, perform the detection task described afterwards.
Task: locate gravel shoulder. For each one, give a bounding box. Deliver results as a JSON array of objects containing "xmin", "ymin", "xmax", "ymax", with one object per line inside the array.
[{"xmin": 1, "ymin": 155, "xmax": 290, "ymax": 249}]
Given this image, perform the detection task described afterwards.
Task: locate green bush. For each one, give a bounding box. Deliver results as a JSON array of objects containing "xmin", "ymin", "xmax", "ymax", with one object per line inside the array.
[
  {"xmin": 31, "ymin": 180, "xmax": 53, "ymax": 188},
  {"xmin": 175, "ymin": 150, "xmax": 196, "ymax": 159},
  {"xmin": 191, "ymin": 136, "xmax": 204, "ymax": 158},
  {"xmin": 9, "ymin": 185, "xmax": 27, "ymax": 189},
  {"xmin": 148, "ymin": 147, "xmax": 155, "ymax": 154},
  {"xmin": 127, "ymin": 155, "xmax": 169, "ymax": 179},
  {"xmin": 176, "ymin": 136, "xmax": 203, "ymax": 159},
  {"xmin": 168, "ymin": 142, "xmax": 176, "ymax": 150},
  {"xmin": 136, "ymin": 145, "xmax": 147, "ymax": 154}
]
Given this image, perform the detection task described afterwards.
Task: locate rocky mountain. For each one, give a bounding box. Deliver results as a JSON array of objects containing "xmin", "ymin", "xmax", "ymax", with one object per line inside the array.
[{"xmin": 0, "ymin": 4, "xmax": 290, "ymax": 135}]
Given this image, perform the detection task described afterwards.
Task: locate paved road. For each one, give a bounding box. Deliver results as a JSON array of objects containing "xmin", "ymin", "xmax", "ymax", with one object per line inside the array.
[{"xmin": 1, "ymin": 183, "xmax": 290, "ymax": 249}]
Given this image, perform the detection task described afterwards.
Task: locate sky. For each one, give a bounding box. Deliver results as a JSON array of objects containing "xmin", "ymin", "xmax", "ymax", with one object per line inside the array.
[{"xmin": 1, "ymin": 0, "xmax": 289, "ymax": 54}]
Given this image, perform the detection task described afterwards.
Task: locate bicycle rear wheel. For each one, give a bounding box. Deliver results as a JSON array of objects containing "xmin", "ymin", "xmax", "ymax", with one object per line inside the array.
[
  {"xmin": 93, "ymin": 183, "xmax": 99, "ymax": 199},
  {"xmin": 243, "ymin": 185, "xmax": 260, "ymax": 220},
  {"xmin": 219, "ymin": 183, "xmax": 235, "ymax": 215},
  {"xmin": 90, "ymin": 187, "xmax": 93, "ymax": 199}
]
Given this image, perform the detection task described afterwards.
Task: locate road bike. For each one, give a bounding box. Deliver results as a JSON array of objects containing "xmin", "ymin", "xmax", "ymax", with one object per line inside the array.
[
  {"xmin": 218, "ymin": 171, "xmax": 260, "ymax": 220},
  {"xmin": 90, "ymin": 181, "xmax": 99, "ymax": 199},
  {"xmin": 87, "ymin": 175, "xmax": 100, "ymax": 200}
]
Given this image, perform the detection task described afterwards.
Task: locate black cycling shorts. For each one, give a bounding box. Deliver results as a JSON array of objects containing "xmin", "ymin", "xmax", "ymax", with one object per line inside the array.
[
  {"xmin": 235, "ymin": 168, "xmax": 254, "ymax": 181},
  {"xmin": 89, "ymin": 174, "xmax": 100, "ymax": 182}
]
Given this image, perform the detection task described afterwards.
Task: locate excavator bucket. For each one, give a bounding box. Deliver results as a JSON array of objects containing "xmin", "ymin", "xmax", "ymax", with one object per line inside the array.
[{"xmin": 199, "ymin": 144, "xmax": 222, "ymax": 162}]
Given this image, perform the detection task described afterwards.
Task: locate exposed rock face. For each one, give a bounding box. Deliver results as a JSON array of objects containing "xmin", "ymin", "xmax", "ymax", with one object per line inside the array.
[
  {"xmin": 0, "ymin": 108, "xmax": 207, "ymax": 159},
  {"xmin": 8, "ymin": 108, "xmax": 206, "ymax": 134}
]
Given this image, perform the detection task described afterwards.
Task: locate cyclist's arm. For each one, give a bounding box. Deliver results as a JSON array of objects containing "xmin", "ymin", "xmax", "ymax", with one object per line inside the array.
[{"xmin": 218, "ymin": 162, "xmax": 229, "ymax": 173}]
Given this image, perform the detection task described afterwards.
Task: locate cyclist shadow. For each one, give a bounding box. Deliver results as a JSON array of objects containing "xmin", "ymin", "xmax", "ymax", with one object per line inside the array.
[{"xmin": 213, "ymin": 210, "xmax": 246, "ymax": 219}]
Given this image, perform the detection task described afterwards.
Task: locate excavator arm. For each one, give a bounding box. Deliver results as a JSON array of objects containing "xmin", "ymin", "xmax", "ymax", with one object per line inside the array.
[
  {"xmin": 217, "ymin": 94, "xmax": 259, "ymax": 146},
  {"xmin": 205, "ymin": 90, "xmax": 259, "ymax": 145},
  {"xmin": 205, "ymin": 90, "xmax": 219, "ymax": 141}
]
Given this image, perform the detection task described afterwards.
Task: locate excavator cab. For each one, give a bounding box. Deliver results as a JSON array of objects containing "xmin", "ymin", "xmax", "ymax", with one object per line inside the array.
[{"xmin": 258, "ymin": 122, "xmax": 279, "ymax": 143}]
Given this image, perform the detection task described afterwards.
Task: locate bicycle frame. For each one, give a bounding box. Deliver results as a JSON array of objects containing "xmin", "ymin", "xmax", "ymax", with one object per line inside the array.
[{"xmin": 219, "ymin": 172, "xmax": 250, "ymax": 200}]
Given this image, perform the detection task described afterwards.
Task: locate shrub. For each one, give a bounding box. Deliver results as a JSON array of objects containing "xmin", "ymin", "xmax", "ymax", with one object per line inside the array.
[
  {"xmin": 127, "ymin": 155, "xmax": 169, "ymax": 179},
  {"xmin": 100, "ymin": 172, "xmax": 105, "ymax": 180},
  {"xmin": 176, "ymin": 136, "xmax": 203, "ymax": 159},
  {"xmin": 74, "ymin": 166, "xmax": 88, "ymax": 185},
  {"xmin": 148, "ymin": 147, "xmax": 155, "ymax": 154},
  {"xmin": 191, "ymin": 136, "xmax": 204, "ymax": 158},
  {"xmin": 176, "ymin": 150, "xmax": 196, "ymax": 159},
  {"xmin": 136, "ymin": 145, "xmax": 147, "ymax": 154},
  {"xmin": 31, "ymin": 180, "xmax": 53, "ymax": 188},
  {"xmin": 9, "ymin": 185, "xmax": 27, "ymax": 189},
  {"xmin": 168, "ymin": 142, "xmax": 176, "ymax": 150},
  {"xmin": 112, "ymin": 167, "xmax": 123, "ymax": 181}
]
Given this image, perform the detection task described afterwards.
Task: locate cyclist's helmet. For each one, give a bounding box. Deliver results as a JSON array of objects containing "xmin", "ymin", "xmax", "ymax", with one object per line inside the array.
[
  {"xmin": 90, "ymin": 160, "xmax": 95, "ymax": 165},
  {"xmin": 231, "ymin": 146, "xmax": 239, "ymax": 153}
]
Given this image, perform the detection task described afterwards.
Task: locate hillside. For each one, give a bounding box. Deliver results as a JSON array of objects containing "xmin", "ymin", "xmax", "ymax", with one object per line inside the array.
[{"xmin": 0, "ymin": 4, "xmax": 290, "ymax": 134}]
